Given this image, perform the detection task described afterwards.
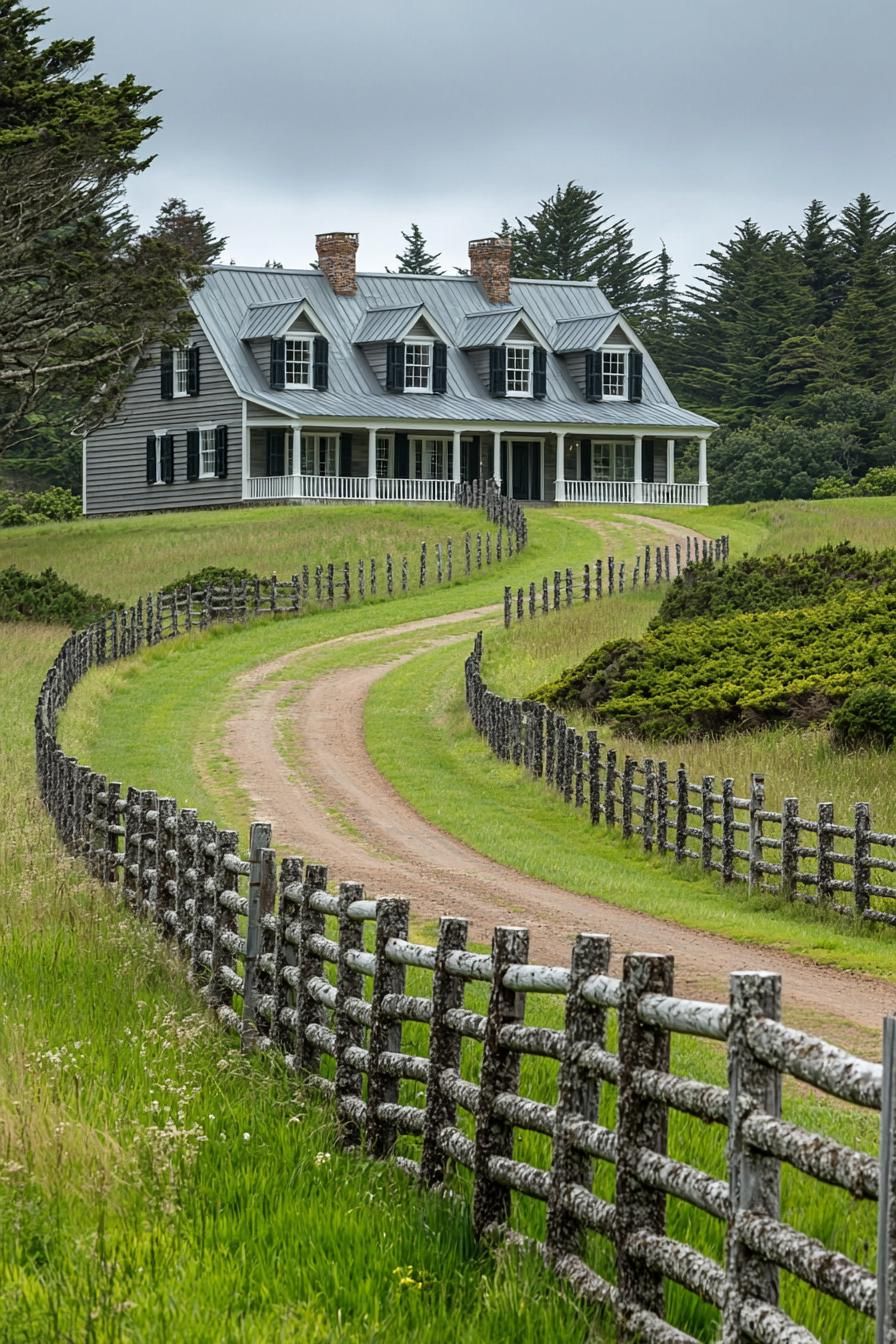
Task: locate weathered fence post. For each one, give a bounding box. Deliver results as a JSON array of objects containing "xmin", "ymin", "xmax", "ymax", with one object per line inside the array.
[
  {"xmin": 553, "ymin": 570, "xmax": 561, "ymax": 610},
  {"xmin": 780, "ymin": 797, "xmax": 800, "ymax": 900},
  {"xmin": 386, "ymin": 553, "xmax": 393, "ymax": 595},
  {"xmin": 472, "ymin": 925, "xmax": 530, "ymax": 1238},
  {"xmin": 366, "ymin": 897, "xmax": 411, "ymax": 1157},
  {"xmin": 529, "ymin": 581, "xmax": 536, "ymax": 617},
  {"xmin": 327, "ymin": 562, "xmax": 335, "ymax": 606},
  {"xmin": 401, "ymin": 556, "xmax": 409, "ymax": 592},
  {"xmin": 565, "ymin": 568, "xmax": 574, "ymax": 606},
  {"xmin": 748, "ymin": 773, "xmax": 765, "ymax": 894},
  {"xmin": 583, "ymin": 563, "xmax": 591, "ymax": 601},
  {"xmin": 817, "ymin": 801, "xmax": 835, "ymax": 906},
  {"xmin": 156, "ymin": 797, "xmax": 178, "ymax": 935},
  {"xmin": 643, "ymin": 758, "xmax": 656, "ymax": 852},
  {"xmin": 587, "ymin": 732, "xmax": 601, "ymax": 825},
  {"xmin": 656, "ymin": 761, "xmax": 669, "ymax": 854},
  {"xmin": 722, "ymin": 778, "xmax": 736, "ymax": 882},
  {"xmin": 210, "ymin": 828, "xmax": 240, "ymax": 1010},
  {"xmin": 190, "ymin": 819, "xmax": 217, "ymax": 988},
  {"xmin": 334, "ymin": 881, "xmax": 367, "ymax": 1148},
  {"xmin": 542, "ymin": 576, "xmax": 549, "ymax": 614},
  {"xmin": 723, "ymin": 971, "xmax": 782, "ymax": 1344},
  {"xmin": 503, "ymin": 587, "xmax": 512, "ymax": 628},
  {"xmin": 545, "ymin": 933, "xmax": 612, "ymax": 1260},
  {"xmin": 615, "ymin": 953, "xmax": 673, "ymax": 1338},
  {"xmin": 621, "ymin": 756, "xmax": 635, "ymax": 840},
  {"xmin": 701, "ymin": 775, "xmax": 715, "ymax": 872},
  {"xmin": 604, "ymin": 748, "xmax": 617, "ymax": 827},
  {"xmin": 854, "ymin": 802, "xmax": 872, "ymax": 917},
  {"xmin": 675, "ymin": 766, "xmax": 688, "ymax": 862},
  {"xmin": 241, "ymin": 820, "xmax": 273, "ymax": 1050},
  {"xmin": 282, "ymin": 860, "xmax": 324, "ymax": 1067},
  {"xmin": 420, "ymin": 915, "xmax": 469, "ymax": 1188}
]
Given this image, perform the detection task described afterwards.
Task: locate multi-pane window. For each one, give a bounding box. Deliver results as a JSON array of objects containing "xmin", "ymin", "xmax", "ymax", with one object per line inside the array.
[
  {"xmin": 300, "ymin": 434, "xmax": 337, "ymax": 476},
  {"xmin": 284, "ymin": 337, "xmax": 312, "ymax": 388},
  {"xmin": 173, "ymin": 348, "xmax": 190, "ymax": 397},
  {"xmin": 404, "ymin": 342, "xmax": 432, "ymax": 391},
  {"xmin": 591, "ymin": 441, "xmax": 634, "ymax": 481},
  {"xmin": 601, "ymin": 350, "xmax": 628, "ymax": 398},
  {"xmin": 376, "ymin": 436, "xmax": 393, "ymax": 479},
  {"xmin": 412, "ymin": 438, "xmax": 450, "ymax": 479},
  {"xmin": 199, "ymin": 427, "xmax": 217, "ymax": 478},
  {"xmin": 506, "ymin": 343, "xmax": 533, "ymax": 396}
]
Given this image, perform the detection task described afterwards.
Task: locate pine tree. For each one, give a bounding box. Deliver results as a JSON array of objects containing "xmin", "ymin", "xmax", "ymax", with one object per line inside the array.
[
  {"xmin": 392, "ymin": 223, "xmax": 442, "ymax": 274},
  {"xmin": 597, "ymin": 220, "xmax": 659, "ymax": 322},
  {"xmin": 640, "ymin": 242, "xmax": 679, "ymax": 373},
  {"xmin": 150, "ymin": 198, "xmax": 226, "ymax": 268},
  {"xmin": 792, "ymin": 199, "xmax": 844, "ymax": 325},
  {"xmin": 815, "ymin": 195, "xmax": 896, "ymax": 391},
  {"xmin": 510, "ymin": 182, "xmax": 612, "ymax": 281}
]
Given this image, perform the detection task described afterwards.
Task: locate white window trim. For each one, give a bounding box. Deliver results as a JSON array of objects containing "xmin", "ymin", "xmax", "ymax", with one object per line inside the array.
[
  {"xmin": 300, "ymin": 432, "xmax": 338, "ymax": 477},
  {"xmin": 411, "ymin": 436, "xmax": 451, "ymax": 480},
  {"xmin": 505, "ymin": 340, "xmax": 534, "ymax": 398},
  {"xmin": 172, "ymin": 347, "xmax": 190, "ymax": 399},
  {"xmin": 151, "ymin": 429, "xmax": 167, "ymax": 485},
  {"xmin": 283, "ymin": 334, "xmax": 314, "ymax": 390},
  {"xmin": 198, "ymin": 423, "xmax": 217, "ymax": 479},
  {"xmin": 591, "ymin": 440, "xmax": 635, "ymax": 482},
  {"xmin": 404, "ymin": 337, "xmax": 434, "ymax": 394},
  {"xmin": 375, "ymin": 433, "xmax": 394, "ymax": 479},
  {"xmin": 601, "ymin": 346, "xmax": 631, "ymax": 401}
]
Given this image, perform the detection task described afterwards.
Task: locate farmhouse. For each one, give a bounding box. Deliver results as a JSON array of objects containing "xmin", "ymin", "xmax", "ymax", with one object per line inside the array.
[{"xmin": 82, "ymin": 232, "xmax": 717, "ymax": 515}]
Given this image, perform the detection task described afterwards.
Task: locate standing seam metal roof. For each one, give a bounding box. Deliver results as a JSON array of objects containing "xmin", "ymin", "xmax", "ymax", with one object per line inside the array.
[{"xmin": 192, "ymin": 266, "xmax": 717, "ymax": 430}]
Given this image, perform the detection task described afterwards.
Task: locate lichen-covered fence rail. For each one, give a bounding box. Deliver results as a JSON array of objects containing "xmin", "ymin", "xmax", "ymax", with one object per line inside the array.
[
  {"xmin": 466, "ymin": 633, "xmax": 896, "ymax": 930},
  {"xmin": 33, "ymin": 556, "xmax": 896, "ymax": 1344}
]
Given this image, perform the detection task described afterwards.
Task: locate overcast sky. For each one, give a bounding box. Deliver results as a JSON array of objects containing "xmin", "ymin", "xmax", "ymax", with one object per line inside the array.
[{"xmin": 55, "ymin": 0, "xmax": 895, "ymax": 282}]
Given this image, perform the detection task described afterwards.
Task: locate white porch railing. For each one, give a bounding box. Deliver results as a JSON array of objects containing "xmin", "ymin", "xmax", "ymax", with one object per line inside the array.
[
  {"xmin": 560, "ymin": 480, "xmax": 704, "ymax": 506},
  {"xmin": 562, "ymin": 480, "xmax": 635, "ymax": 505},
  {"xmin": 243, "ymin": 475, "xmax": 459, "ymax": 503}
]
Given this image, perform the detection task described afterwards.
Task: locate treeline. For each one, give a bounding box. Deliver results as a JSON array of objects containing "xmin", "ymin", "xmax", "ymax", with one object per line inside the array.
[{"xmin": 398, "ymin": 185, "xmax": 896, "ymax": 503}]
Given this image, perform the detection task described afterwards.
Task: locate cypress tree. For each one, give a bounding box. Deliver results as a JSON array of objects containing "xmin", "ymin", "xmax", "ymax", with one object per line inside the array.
[{"xmin": 392, "ymin": 223, "xmax": 443, "ymax": 274}]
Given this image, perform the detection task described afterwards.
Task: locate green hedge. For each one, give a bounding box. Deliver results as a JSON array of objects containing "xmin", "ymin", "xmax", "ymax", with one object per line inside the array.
[
  {"xmin": 0, "ymin": 567, "xmax": 112, "ymax": 625},
  {"xmin": 0, "ymin": 487, "xmax": 81, "ymax": 527},
  {"xmin": 532, "ymin": 588, "xmax": 896, "ymax": 740}
]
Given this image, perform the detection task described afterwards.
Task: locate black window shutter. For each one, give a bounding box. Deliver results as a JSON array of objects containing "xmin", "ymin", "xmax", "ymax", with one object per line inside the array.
[
  {"xmin": 186, "ymin": 429, "xmax": 200, "ymax": 481},
  {"xmin": 394, "ymin": 432, "xmax": 409, "ymax": 478},
  {"xmin": 533, "ymin": 346, "xmax": 547, "ymax": 399},
  {"xmin": 215, "ymin": 425, "xmax": 228, "ymax": 479},
  {"xmin": 270, "ymin": 338, "xmax": 286, "ymax": 390},
  {"xmin": 162, "ymin": 434, "xmax": 175, "ymax": 484},
  {"xmin": 489, "ymin": 345, "xmax": 506, "ymax": 397},
  {"xmin": 160, "ymin": 347, "xmax": 174, "ymax": 400},
  {"xmin": 585, "ymin": 350, "xmax": 603, "ymax": 402},
  {"xmin": 580, "ymin": 438, "xmax": 592, "ymax": 482},
  {"xmin": 642, "ymin": 439, "xmax": 655, "ymax": 483},
  {"xmin": 531, "ymin": 441, "xmax": 542, "ymax": 499},
  {"xmin": 629, "ymin": 351, "xmax": 644, "ymax": 402},
  {"xmin": 385, "ymin": 342, "xmax": 404, "ymax": 392},
  {"xmin": 339, "ymin": 432, "xmax": 353, "ymax": 477},
  {"xmin": 146, "ymin": 434, "xmax": 157, "ymax": 483},
  {"xmin": 432, "ymin": 341, "xmax": 448, "ymax": 394},
  {"xmin": 266, "ymin": 429, "xmax": 285, "ymax": 476},
  {"xmin": 188, "ymin": 345, "xmax": 200, "ymax": 396},
  {"xmin": 312, "ymin": 336, "xmax": 329, "ymax": 391},
  {"xmin": 500, "ymin": 440, "xmax": 508, "ymax": 484}
]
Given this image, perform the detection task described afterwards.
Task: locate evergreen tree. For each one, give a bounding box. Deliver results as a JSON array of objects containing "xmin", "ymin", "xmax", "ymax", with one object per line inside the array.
[
  {"xmin": 510, "ymin": 182, "xmax": 612, "ymax": 282},
  {"xmin": 792, "ymin": 199, "xmax": 844, "ymax": 325},
  {"xmin": 150, "ymin": 197, "xmax": 226, "ymax": 268},
  {"xmin": 639, "ymin": 242, "xmax": 679, "ymax": 376},
  {"xmin": 597, "ymin": 220, "xmax": 660, "ymax": 323},
  {"xmin": 818, "ymin": 194, "xmax": 896, "ymax": 389},
  {"xmin": 392, "ymin": 223, "xmax": 442, "ymax": 274}
]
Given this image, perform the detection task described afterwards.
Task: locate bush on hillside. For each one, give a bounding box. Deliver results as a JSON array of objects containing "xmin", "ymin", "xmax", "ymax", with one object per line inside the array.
[
  {"xmin": 830, "ymin": 687, "xmax": 896, "ymax": 750},
  {"xmin": 0, "ymin": 567, "xmax": 112, "ymax": 625},
  {"xmin": 812, "ymin": 466, "xmax": 896, "ymax": 499},
  {"xmin": 811, "ymin": 476, "xmax": 852, "ymax": 499},
  {"xmin": 649, "ymin": 543, "xmax": 896, "ymax": 628},
  {"xmin": 160, "ymin": 565, "xmax": 258, "ymax": 594},
  {"xmin": 0, "ymin": 487, "xmax": 80, "ymax": 526},
  {"xmin": 532, "ymin": 589, "xmax": 896, "ymax": 740}
]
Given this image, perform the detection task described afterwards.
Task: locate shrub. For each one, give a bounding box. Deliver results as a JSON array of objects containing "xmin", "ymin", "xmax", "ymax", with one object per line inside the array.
[
  {"xmin": 0, "ymin": 567, "xmax": 113, "ymax": 625},
  {"xmin": 830, "ymin": 687, "xmax": 896, "ymax": 749},
  {"xmin": 160, "ymin": 565, "xmax": 258, "ymax": 594},
  {"xmin": 853, "ymin": 466, "xmax": 896, "ymax": 497},
  {"xmin": 0, "ymin": 487, "xmax": 80, "ymax": 526},
  {"xmin": 812, "ymin": 476, "xmax": 853, "ymax": 499}
]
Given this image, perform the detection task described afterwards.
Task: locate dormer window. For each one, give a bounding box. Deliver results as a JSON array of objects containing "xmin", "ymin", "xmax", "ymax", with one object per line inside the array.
[
  {"xmin": 284, "ymin": 336, "xmax": 313, "ymax": 389},
  {"xmin": 506, "ymin": 342, "xmax": 533, "ymax": 397},
  {"xmin": 602, "ymin": 349, "xmax": 628, "ymax": 399},
  {"xmin": 404, "ymin": 340, "xmax": 433, "ymax": 392}
]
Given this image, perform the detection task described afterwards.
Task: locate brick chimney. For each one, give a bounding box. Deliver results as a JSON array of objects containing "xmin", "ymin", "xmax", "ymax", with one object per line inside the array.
[
  {"xmin": 316, "ymin": 231, "xmax": 359, "ymax": 296},
  {"xmin": 468, "ymin": 235, "xmax": 512, "ymax": 305}
]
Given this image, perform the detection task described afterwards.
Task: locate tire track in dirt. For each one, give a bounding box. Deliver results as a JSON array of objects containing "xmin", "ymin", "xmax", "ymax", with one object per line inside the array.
[{"xmin": 219, "ymin": 526, "xmax": 895, "ymax": 1048}]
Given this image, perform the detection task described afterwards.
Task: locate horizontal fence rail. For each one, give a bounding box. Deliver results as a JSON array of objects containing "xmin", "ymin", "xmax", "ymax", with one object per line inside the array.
[
  {"xmin": 462, "ymin": 531, "xmax": 896, "ymax": 931},
  {"xmin": 32, "ymin": 511, "xmax": 896, "ymax": 1344}
]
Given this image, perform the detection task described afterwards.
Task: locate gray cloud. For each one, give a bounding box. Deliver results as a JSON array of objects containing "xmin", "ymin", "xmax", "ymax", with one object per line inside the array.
[{"xmin": 52, "ymin": 0, "xmax": 896, "ymax": 278}]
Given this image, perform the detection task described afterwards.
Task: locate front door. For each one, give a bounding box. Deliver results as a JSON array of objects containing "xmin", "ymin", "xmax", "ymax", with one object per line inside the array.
[{"xmin": 506, "ymin": 440, "xmax": 541, "ymax": 500}]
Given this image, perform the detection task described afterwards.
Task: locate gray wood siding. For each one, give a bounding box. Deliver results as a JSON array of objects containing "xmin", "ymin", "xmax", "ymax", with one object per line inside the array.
[
  {"xmin": 469, "ymin": 348, "xmax": 490, "ymax": 392},
  {"xmin": 249, "ymin": 338, "xmax": 272, "ymax": 386},
  {"xmin": 364, "ymin": 343, "xmax": 388, "ymax": 385},
  {"xmin": 564, "ymin": 352, "xmax": 587, "ymax": 396},
  {"xmin": 84, "ymin": 324, "xmax": 243, "ymax": 515},
  {"xmin": 605, "ymin": 324, "xmax": 629, "ymax": 345}
]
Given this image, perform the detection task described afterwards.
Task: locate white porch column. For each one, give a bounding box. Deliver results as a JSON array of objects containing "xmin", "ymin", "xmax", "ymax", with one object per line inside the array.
[
  {"xmin": 452, "ymin": 429, "xmax": 462, "ymax": 497},
  {"xmin": 367, "ymin": 427, "xmax": 377, "ymax": 502},
  {"xmin": 493, "ymin": 431, "xmax": 501, "ymax": 489},
  {"xmin": 555, "ymin": 432, "xmax": 566, "ymax": 503},
  {"xmin": 291, "ymin": 425, "xmax": 302, "ymax": 499},
  {"xmin": 633, "ymin": 434, "xmax": 643, "ymax": 504},
  {"xmin": 666, "ymin": 438, "xmax": 676, "ymax": 486},
  {"xmin": 698, "ymin": 435, "xmax": 708, "ymax": 506}
]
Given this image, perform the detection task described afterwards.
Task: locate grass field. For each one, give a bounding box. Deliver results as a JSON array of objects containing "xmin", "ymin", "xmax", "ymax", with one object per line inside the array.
[{"xmin": 7, "ymin": 495, "xmax": 896, "ymax": 1342}]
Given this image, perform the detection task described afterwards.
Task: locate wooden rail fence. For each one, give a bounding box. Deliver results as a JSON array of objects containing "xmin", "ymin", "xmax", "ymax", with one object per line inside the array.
[{"xmin": 32, "ymin": 518, "xmax": 896, "ymax": 1344}]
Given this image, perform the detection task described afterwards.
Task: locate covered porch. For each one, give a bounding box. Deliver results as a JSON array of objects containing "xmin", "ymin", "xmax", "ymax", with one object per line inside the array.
[{"xmin": 241, "ymin": 423, "xmax": 709, "ymax": 506}]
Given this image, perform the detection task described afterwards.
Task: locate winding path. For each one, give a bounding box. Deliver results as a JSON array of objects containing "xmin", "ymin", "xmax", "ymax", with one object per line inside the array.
[{"xmin": 219, "ymin": 525, "xmax": 896, "ymax": 1050}]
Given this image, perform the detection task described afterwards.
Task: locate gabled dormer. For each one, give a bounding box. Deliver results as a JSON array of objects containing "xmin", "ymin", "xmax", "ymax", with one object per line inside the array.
[
  {"xmin": 552, "ymin": 312, "xmax": 644, "ymax": 403},
  {"xmin": 353, "ymin": 304, "xmax": 452, "ymax": 395},
  {"xmin": 456, "ymin": 308, "xmax": 549, "ymax": 399},
  {"xmin": 239, "ymin": 298, "xmax": 332, "ymax": 392}
]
